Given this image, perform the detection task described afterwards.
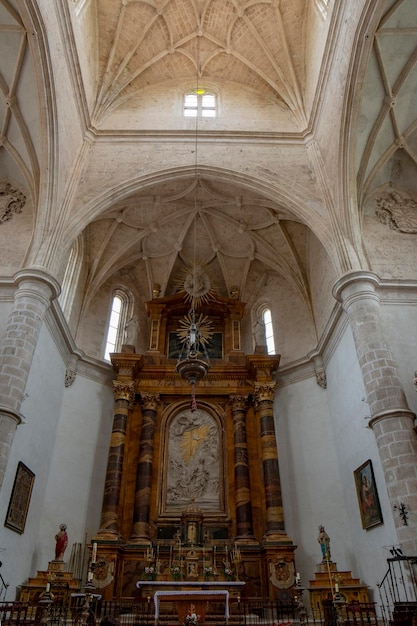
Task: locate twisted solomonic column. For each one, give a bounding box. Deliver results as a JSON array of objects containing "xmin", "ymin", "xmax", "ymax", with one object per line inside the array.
[
  {"xmin": 253, "ymin": 381, "xmax": 286, "ymax": 538},
  {"xmin": 230, "ymin": 394, "xmax": 255, "ymax": 540},
  {"xmin": 97, "ymin": 381, "xmax": 135, "ymax": 539},
  {"xmin": 130, "ymin": 393, "xmax": 160, "ymax": 542}
]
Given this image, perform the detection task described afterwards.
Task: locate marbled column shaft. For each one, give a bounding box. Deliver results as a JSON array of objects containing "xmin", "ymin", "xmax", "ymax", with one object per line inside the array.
[
  {"xmin": 254, "ymin": 382, "xmax": 285, "ymax": 535},
  {"xmin": 334, "ymin": 272, "xmax": 417, "ymax": 553},
  {"xmin": 131, "ymin": 393, "xmax": 160, "ymax": 541},
  {"xmin": 230, "ymin": 394, "xmax": 255, "ymax": 539},
  {"xmin": 98, "ymin": 381, "xmax": 134, "ymax": 537}
]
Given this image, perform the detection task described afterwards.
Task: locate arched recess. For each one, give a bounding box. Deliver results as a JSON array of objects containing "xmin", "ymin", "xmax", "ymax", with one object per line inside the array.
[
  {"xmin": 57, "ymin": 165, "xmax": 340, "ymax": 275},
  {"xmin": 158, "ymin": 400, "xmax": 226, "ymax": 517}
]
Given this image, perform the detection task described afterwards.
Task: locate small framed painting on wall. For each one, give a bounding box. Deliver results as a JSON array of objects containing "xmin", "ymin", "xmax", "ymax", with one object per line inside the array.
[
  {"xmin": 354, "ymin": 459, "xmax": 383, "ymax": 530},
  {"xmin": 4, "ymin": 462, "xmax": 35, "ymax": 534}
]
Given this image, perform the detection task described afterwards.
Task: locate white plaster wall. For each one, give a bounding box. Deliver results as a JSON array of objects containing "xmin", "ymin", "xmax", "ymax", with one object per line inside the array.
[
  {"xmin": 0, "ymin": 324, "xmax": 65, "ymax": 599},
  {"xmin": 276, "ymin": 376, "xmax": 351, "ymax": 599},
  {"xmin": 324, "ymin": 323, "xmax": 399, "ymax": 603},
  {"xmin": 0, "ymin": 320, "xmax": 113, "ymax": 600},
  {"xmin": 37, "ymin": 371, "xmax": 113, "ymax": 571},
  {"xmin": 276, "ymin": 321, "xmax": 401, "ymax": 613}
]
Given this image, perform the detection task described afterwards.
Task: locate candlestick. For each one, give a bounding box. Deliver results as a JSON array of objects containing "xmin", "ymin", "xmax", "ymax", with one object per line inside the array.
[
  {"xmin": 296, "ymin": 572, "xmax": 300, "ymax": 582},
  {"xmin": 335, "ymin": 583, "xmax": 339, "ymax": 593},
  {"xmin": 92, "ymin": 542, "xmax": 97, "ymax": 564},
  {"xmin": 46, "ymin": 582, "xmax": 50, "ymax": 593},
  {"xmin": 88, "ymin": 571, "xmax": 93, "ymax": 582}
]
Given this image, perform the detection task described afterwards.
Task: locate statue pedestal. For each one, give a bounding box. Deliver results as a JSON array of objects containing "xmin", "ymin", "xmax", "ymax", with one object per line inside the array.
[
  {"xmin": 308, "ymin": 562, "xmax": 369, "ymax": 614},
  {"xmin": 47, "ymin": 560, "xmax": 66, "ymax": 572},
  {"xmin": 19, "ymin": 563, "xmax": 81, "ymax": 605}
]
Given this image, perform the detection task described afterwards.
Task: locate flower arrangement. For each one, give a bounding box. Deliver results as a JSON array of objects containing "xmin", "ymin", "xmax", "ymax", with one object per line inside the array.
[
  {"xmin": 224, "ymin": 566, "xmax": 234, "ymax": 580},
  {"xmin": 204, "ymin": 565, "xmax": 213, "ymax": 577},
  {"xmin": 171, "ymin": 564, "xmax": 182, "ymax": 580},
  {"xmin": 144, "ymin": 565, "xmax": 156, "ymax": 580},
  {"xmin": 184, "ymin": 608, "xmax": 200, "ymax": 626}
]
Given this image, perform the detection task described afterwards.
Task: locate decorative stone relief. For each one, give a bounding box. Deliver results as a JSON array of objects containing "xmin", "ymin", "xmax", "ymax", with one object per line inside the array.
[
  {"xmin": 166, "ymin": 409, "xmax": 220, "ymax": 511},
  {"xmin": 376, "ymin": 190, "xmax": 417, "ymax": 233},
  {"xmin": 0, "ymin": 182, "xmax": 26, "ymax": 224}
]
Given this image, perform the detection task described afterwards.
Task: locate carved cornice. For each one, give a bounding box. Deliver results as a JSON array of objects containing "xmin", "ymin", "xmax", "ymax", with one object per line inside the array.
[
  {"xmin": 246, "ymin": 355, "xmax": 280, "ymax": 381},
  {"xmin": 140, "ymin": 393, "xmax": 161, "ymax": 412},
  {"xmin": 253, "ymin": 382, "xmax": 276, "ymax": 404},
  {"xmin": 111, "ymin": 354, "xmax": 143, "ymax": 379},
  {"xmin": 113, "ymin": 381, "xmax": 135, "ymax": 403}
]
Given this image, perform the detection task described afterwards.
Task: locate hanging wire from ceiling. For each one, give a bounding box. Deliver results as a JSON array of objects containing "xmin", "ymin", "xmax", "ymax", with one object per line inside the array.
[{"xmin": 175, "ymin": 34, "xmax": 214, "ymax": 411}]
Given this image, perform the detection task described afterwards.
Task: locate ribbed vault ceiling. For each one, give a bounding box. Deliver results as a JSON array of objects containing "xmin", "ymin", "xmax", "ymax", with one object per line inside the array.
[
  {"xmin": 0, "ymin": 0, "xmax": 417, "ymax": 311},
  {"xmin": 93, "ymin": 0, "xmax": 307, "ymax": 124}
]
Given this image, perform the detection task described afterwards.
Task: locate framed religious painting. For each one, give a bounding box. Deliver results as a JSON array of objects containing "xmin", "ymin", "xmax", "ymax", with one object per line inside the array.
[
  {"xmin": 4, "ymin": 462, "xmax": 35, "ymax": 534},
  {"xmin": 354, "ymin": 459, "xmax": 383, "ymax": 529}
]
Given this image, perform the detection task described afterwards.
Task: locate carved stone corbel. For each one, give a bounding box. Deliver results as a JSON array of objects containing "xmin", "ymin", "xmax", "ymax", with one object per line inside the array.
[{"xmin": 64, "ymin": 354, "xmax": 78, "ymax": 387}]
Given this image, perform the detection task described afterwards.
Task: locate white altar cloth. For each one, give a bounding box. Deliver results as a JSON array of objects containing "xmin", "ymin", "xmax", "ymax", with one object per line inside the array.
[{"xmin": 153, "ymin": 589, "xmax": 230, "ymax": 620}]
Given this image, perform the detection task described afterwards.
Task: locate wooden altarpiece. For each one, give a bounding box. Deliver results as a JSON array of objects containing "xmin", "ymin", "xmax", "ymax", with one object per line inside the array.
[{"xmin": 92, "ymin": 292, "xmax": 296, "ymax": 601}]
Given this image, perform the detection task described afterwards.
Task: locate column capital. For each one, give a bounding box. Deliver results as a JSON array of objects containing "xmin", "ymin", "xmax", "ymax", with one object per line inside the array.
[
  {"xmin": 140, "ymin": 393, "xmax": 160, "ymax": 411},
  {"xmin": 253, "ymin": 382, "xmax": 276, "ymax": 404},
  {"xmin": 113, "ymin": 381, "xmax": 135, "ymax": 403},
  {"xmin": 14, "ymin": 268, "xmax": 61, "ymax": 301},
  {"xmin": 332, "ymin": 271, "xmax": 380, "ymax": 309},
  {"xmin": 229, "ymin": 394, "xmax": 249, "ymax": 411}
]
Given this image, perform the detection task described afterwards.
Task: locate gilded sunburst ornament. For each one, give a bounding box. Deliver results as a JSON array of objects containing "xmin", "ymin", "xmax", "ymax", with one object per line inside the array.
[
  {"xmin": 176, "ymin": 312, "xmax": 214, "ymax": 353},
  {"xmin": 176, "ymin": 262, "xmax": 215, "ymax": 309}
]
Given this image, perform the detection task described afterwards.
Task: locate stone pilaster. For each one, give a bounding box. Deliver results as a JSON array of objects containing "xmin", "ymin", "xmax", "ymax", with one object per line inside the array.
[
  {"xmin": 97, "ymin": 381, "xmax": 135, "ymax": 539},
  {"xmin": 230, "ymin": 394, "xmax": 255, "ymax": 540},
  {"xmin": 253, "ymin": 381, "xmax": 285, "ymax": 538},
  {"xmin": 0, "ymin": 270, "xmax": 59, "ymax": 490},
  {"xmin": 334, "ymin": 271, "xmax": 417, "ymax": 553},
  {"xmin": 130, "ymin": 393, "xmax": 160, "ymax": 542}
]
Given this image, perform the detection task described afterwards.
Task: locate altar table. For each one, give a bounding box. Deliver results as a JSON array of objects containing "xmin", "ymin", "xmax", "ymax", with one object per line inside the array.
[{"xmin": 153, "ymin": 589, "xmax": 230, "ymax": 623}]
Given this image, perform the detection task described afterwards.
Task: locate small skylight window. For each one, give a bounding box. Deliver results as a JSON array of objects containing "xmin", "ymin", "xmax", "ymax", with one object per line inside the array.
[{"xmin": 184, "ymin": 91, "xmax": 217, "ymax": 117}]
